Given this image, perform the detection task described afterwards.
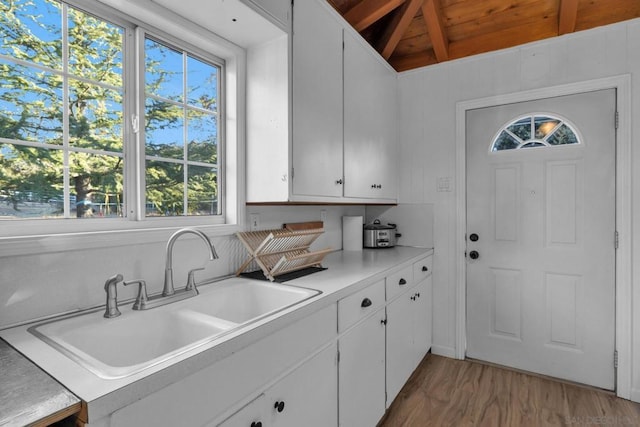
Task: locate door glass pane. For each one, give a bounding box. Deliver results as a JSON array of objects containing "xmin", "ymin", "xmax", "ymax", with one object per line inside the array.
[
  {"xmin": 507, "ymin": 117, "xmax": 530, "ymax": 141},
  {"xmin": 492, "ymin": 131, "xmax": 519, "ymax": 151},
  {"xmin": 547, "ymin": 124, "xmax": 579, "ymax": 146},
  {"xmin": 534, "ymin": 116, "xmax": 560, "ymax": 139}
]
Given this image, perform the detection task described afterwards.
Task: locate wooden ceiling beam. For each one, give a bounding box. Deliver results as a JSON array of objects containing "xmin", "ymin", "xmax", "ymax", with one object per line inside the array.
[
  {"xmin": 558, "ymin": 0, "xmax": 579, "ymax": 35},
  {"xmin": 421, "ymin": 0, "xmax": 449, "ymax": 62},
  {"xmin": 344, "ymin": 0, "xmax": 406, "ymax": 32},
  {"xmin": 378, "ymin": 0, "xmax": 425, "ymax": 60}
]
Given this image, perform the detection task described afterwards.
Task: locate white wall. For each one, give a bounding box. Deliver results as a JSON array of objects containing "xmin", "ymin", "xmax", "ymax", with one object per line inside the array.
[
  {"xmin": 0, "ymin": 205, "xmax": 363, "ymax": 329},
  {"xmin": 398, "ymin": 18, "xmax": 640, "ymax": 398}
]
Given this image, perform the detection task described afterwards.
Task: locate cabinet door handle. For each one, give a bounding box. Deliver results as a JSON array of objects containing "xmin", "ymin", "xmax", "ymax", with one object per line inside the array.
[
  {"xmin": 422, "ymin": 266, "xmax": 428, "ymax": 272},
  {"xmin": 336, "ymin": 178, "xmax": 343, "ymax": 185},
  {"xmin": 380, "ymin": 318, "xmax": 387, "ymax": 325},
  {"xmin": 416, "ymin": 292, "xmax": 421, "ymax": 298},
  {"xmin": 274, "ymin": 401, "xmax": 285, "ymax": 413},
  {"xmin": 399, "ymin": 278, "xmax": 407, "ymax": 285},
  {"xmin": 411, "ymin": 295, "xmax": 416, "ymax": 301},
  {"xmin": 251, "ymin": 422, "xmax": 263, "ymax": 427},
  {"xmin": 361, "ymin": 298, "xmax": 372, "ymax": 308}
]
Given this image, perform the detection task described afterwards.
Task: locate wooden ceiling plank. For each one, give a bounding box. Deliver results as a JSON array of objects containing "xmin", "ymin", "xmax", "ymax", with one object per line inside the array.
[
  {"xmin": 344, "ymin": 0, "xmax": 406, "ymax": 32},
  {"xmin": 558, "ymin": 0, "xmax": 579, "ymax": 35},
  {"xmin": 421, "ymin": 0, "xmax": 449, "ymax": 62},
  {"xmin": 378, "ymin": 0, "xmax": 425, "ymax": 60}
]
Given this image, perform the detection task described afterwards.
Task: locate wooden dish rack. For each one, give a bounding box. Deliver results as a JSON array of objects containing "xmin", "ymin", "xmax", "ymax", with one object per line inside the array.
[{"xmin": 236, "ymin": 227, "xmax": 331, "ymax": 281}]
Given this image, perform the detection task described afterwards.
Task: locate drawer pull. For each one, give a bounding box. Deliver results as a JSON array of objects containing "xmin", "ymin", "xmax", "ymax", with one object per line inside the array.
[
  {"xmin": 251, "ymin": 422, "xmax": 263, "ymax": 427},
  {"xmin": 422, "ymin": 266, "xmax": 428, "ymax": 272},
  {"xmin": 361, "ymin": 298, "xmax": 373, "ymax": 308},
  {"xmin": 399, "ymin": 278, "xmax": 407, "ymax": 285},
  {"xmin": 274, "ymin": 401, "xmax": 285, "ymax": 413}
]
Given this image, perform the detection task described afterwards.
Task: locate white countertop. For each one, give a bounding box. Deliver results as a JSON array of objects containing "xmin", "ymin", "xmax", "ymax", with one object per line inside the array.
[{"xmin": 0, "ymin": 246, "xmax": 432, "ymax": 422}]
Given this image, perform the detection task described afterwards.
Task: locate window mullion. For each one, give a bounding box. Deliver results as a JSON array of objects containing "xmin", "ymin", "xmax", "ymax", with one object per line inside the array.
[
  {"xmin": 130, "ymin": 27, "xmax": 147, "ymax": 221},
  {"xmin": 62, "ymin": 3, "xmax": 71, "ymax": 219},
  {"xmin": 183, "ymin": 52, "xmax": 188, "ymax": 216}
]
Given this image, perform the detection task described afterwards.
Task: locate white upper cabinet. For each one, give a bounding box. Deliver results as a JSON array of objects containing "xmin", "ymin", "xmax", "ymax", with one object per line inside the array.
[
  {"xmin": 246, "ymin": 0, "xmax": 398, "ymax": 203},
  {"xmin": 291, "ymin": 0, "xmax": 344, "ymax": 198},
  {"xmin": 343, "ymin": 31, "xmax": 398, "ymax": 200}
]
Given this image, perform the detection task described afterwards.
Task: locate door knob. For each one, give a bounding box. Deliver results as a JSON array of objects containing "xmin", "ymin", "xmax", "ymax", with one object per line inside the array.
[
  {"xmin": 469, "ymin": 233, "xmax": 479, "ymax": 242},
  {"xmin": 469, "ymin": 250, "xmax": 479, "ymax": 260}
]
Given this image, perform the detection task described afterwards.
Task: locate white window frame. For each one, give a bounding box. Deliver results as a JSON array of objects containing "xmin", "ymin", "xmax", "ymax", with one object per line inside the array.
[{"xmin": 0, "ymin": 0, "xmax": 245, "ymax": 254}]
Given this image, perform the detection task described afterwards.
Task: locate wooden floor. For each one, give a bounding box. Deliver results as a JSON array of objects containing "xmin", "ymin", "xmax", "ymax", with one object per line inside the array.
[{"xmin": 380, "ymin": 354, "xmax": 640, "ymax": 427}]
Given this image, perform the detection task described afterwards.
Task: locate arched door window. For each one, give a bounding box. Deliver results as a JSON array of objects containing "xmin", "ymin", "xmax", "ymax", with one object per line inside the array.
[{"xmin": 491, "ymin": 114, "xmax": 581, "ymax": 152}]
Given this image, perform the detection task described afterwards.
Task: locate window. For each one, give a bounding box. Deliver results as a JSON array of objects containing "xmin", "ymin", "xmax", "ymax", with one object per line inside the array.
[
  {"xmin": 144, "ymin": 37, "xmax": 221, "ymax": 217},
  {"xmin": 0, "ymin": 0, "xmax": 224, "ymax": 223},
  {"xmin": 491, "ymin": 114, "xmax": 580, "ymax": 152},
  {"xmin": 0, "ymin": 0, "xmax": 124, "ymax": 219}
]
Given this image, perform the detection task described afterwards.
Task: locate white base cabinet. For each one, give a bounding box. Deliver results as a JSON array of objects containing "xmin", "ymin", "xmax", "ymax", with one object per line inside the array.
[
  {"xmin": 337, "ymin": 254, "xmax": 433, "ymax": 424},
  {"xmin": 217, "ymin": 343, "xmax": 338, "ymax": 427},
  {"xmin": 82, "ymin": 253, "xmax": 432, "ymax": 427},
  {"xmin": 386, "ymin": 262, "xmax": 433, "ymax": 406},
  {"xmin": 386, "ymin": 287, "xmax": 416, "ymax": 404},
  {"xmin": 338, "ymin": 309, "xmax": 386, "ymax": 427}
]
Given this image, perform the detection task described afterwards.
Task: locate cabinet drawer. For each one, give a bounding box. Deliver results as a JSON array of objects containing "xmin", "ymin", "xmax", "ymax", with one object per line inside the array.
[
  {"xmin": 413, "ymin": 255, "xmax": 433, "ymax": 283},
  {"xmin": 338, "ymin": 280, "xmax": 385, "ymax": 333},
  {"xmin": 385, "ymin": 265, "xmax": 414, "ymax": 301}
]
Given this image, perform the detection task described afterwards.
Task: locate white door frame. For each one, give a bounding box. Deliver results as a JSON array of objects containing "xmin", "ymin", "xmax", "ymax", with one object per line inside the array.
[{"xmin": 454, "ymin": 75, "xmax": 632, "ymax": 399}]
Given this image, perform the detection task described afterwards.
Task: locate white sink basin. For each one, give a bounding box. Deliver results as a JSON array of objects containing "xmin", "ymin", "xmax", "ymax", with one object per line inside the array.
[
  {"xmin": 185, "ymin": 280, "xmax": 321, "ymax": 323},
  {"xmin": 29, "ymin": 279, "xmax": 320, "ymax": 379}
]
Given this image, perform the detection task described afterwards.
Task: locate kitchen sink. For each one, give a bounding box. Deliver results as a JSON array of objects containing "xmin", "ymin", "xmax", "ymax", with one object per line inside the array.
[
  {"xmin": 29, "ymin": 279, "xmax": 321, "ymax": 379},
  {"xmin": 184, "ymin": 279, "xmax": 322, "ymax": 323}
]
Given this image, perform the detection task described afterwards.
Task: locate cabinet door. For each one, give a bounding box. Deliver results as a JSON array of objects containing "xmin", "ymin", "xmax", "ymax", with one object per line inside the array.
[
  {"xmin": 215, "ymin": 395, "xmax": 266, "ymax": 427},
  {"xmin": 386, "ymin": 292, "xmax": 414, "ymax": 406},
  {"xmin": 412, "ymin": 276, "xmax": 432, "ymax": 367},
  {"xmin": 343, "ymin": 30, "xmax": 397, "ymax": 200},
  {"xmin": 292, "ymin": 0, "xmax": 344, "ymax": 197},
  {"xmin": 267, "ymin": 343, "xmax": 338, "ymax": 427},
  {"xmin": 338, "ymin": 309, "xmax": 386, "ymax": 427}
]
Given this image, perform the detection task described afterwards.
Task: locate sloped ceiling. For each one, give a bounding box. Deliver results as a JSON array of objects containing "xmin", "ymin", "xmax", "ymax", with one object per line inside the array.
[{"xmin": 327, "ymin": 0, "xmax": 640, "ymax": 72}]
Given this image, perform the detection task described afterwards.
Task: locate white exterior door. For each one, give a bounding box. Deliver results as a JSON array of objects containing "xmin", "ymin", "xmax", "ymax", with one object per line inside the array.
[{"xmin": 465, "ymin": 89, "xmax": 616, "ymax": 390}]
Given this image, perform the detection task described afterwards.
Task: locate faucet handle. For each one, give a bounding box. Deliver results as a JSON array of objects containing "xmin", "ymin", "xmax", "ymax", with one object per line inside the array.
[
  {"xmin": 186, "ymin": 268, "xmax": 204, "ymax": 294},
  {"xmin": 124, "ymin": 280, "xmax": 148, "ymax": 310}
]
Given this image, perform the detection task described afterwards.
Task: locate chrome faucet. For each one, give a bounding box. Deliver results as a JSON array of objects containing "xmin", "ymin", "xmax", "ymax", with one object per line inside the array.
[
  {"xmin": 163, "ymin": 228, "xmax": 218, "ymax": 297},
  {"xmin": 104, "ymin": 273, "xmax": 124, "ymax": 318}
]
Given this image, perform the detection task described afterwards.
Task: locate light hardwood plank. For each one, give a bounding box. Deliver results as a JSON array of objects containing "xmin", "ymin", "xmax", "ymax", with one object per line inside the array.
[{"xmin": 380, "ymin": 354, "xmax": 640, "ymax": 427}]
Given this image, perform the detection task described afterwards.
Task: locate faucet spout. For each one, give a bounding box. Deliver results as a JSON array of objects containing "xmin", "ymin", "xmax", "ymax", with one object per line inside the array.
[{"xmin": 163, "ymin": 228, "xmax": 218, "ymax": 297}]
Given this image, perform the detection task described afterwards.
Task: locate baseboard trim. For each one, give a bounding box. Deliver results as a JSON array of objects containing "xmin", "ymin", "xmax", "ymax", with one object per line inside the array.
[
  {"xmin": 630, "ymin": 388, "xmax": 640, "ymax": 403},
  {"xmin": 431, "ymin": 345, "xmax": 456, "ymax": 359}
]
